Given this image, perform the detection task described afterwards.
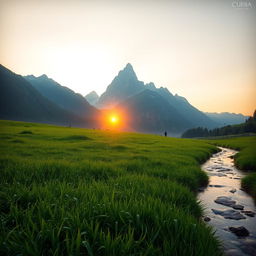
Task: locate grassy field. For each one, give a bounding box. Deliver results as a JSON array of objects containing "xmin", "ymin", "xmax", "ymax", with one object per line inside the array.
[
  {"xmin": 0, "ymin": 120, "xmax": 223, "ymax": 255},
  {"xmin": 205, "ymin": 136, "xmax": 256, "ymax": 199}
]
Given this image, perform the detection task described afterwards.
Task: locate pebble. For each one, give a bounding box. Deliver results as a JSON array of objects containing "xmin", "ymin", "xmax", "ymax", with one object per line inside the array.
[
  {"xmin": 229, "ymin": 188, "xmax": 236, "ymax": 193},
  {"xmin": 203, "ymin": 216, "xmax": 211, "ymax": 222}
]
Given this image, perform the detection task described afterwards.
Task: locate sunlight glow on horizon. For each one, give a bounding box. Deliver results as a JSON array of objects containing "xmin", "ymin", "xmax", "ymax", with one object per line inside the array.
[
  {"xmin": 0, "ymin": 0, "xmax": 255, "ymax": 115},
  {"xmin": 101, "ymin": 109, "xmax": 131, "ymax": 131}
]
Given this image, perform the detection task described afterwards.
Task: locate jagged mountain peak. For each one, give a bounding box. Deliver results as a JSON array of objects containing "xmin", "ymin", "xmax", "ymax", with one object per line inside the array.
[
  {"xmin": 124, "ymin": 63, "xmax": 133, "ymax": 70},
  {"xmin": 25, "ymin": 74, "xmax": 49, "ymax": 81},
  {"xmin": 145, "ymin": 82, "xmax": 156, "ymax": 90},
  {"xmin": 159, "ymin": 87, "xmax": 172, "ymax": 94},
  {"xmin": 117, "ymin": 63, "xmax": 137, "ymax": 80},
  {"xmin": 38, "ymin": 74, "xmax": 49, "ymax": 79},
  {"xmin": 96, "ymin": 63, "xmax": 144, "ymax": 108},
  {"xmin": 25, "ymin": 74, "xmax": 36, "ymax": 79}
]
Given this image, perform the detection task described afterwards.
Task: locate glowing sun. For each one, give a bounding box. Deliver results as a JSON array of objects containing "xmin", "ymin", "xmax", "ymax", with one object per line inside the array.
[{"xmin": 110, "ymin": 115, "xmax": 118, "ymax": 124}]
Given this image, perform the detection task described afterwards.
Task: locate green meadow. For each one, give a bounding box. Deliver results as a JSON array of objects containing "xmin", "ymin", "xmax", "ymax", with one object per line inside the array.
[
  {"xmin": 205, "ymin": 136, "xmax": 256, "ymax": 200},
  {"xmin": 0, "ymin": 120, "xmax": 227, "ymax": 255},
  {"xmin": 1, "ymin": 121, "xmax": 255, "ymax": 256}
]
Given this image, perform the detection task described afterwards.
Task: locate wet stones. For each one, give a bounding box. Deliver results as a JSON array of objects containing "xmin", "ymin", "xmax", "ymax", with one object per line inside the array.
[
  {"xmin": 214, "ymin": 196, "xmax": 245, "ymax": 211},
  {"xmin": 214, "ymin": 196, "xmax": 236, "ymax": 207},
  {"xmin": 211, "ymin": 209, "xmax": 246, "ymax": 220},
  {"xmin": 212, "ymin": 197, "xmax": 253, "ymax": 219},
  {"xmin": 216, "ymin": 168, "xmax": 232, "ymax": 172},
  {"xmin": 209, "ymin": 173, "xmax": 227, "ymax": 177},
  {"xmin": 225, "ymin": 172, "xmax": 235, "ymax": 175},
  {"xmin": 232, "ymin": 204, "xmax": 244, "ymax": 210},
  {"xmin": 229, "ymin": 226, "xmax": 249, "ymax": 237},
  {"xmin": 200, "ymin": 148, "xmax": 256, "ymax": 256},
  {"xmin": 241, "ymin": 210, "xmax": 255, "ymax": 217},
  {"xmin": 209, "ymin": 184, "xmax": 225, "ymax": 188}
]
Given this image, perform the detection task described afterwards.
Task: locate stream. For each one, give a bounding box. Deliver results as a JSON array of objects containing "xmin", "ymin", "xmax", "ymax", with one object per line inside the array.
[{"xmin": 198, "ymin": 147, "xmax": 256, "ymax": 256}]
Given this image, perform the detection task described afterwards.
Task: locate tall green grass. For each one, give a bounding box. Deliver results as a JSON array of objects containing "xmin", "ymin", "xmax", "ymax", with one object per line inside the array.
[{"xmin": 0, "ymin": 120, "xmax": 221, "ymax": 255}]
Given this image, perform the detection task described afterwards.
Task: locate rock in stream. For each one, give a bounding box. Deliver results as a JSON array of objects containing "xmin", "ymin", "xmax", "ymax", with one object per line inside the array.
[{"xmin": 211, "ymin": 209, "xmax": 246, "ymax": 220}]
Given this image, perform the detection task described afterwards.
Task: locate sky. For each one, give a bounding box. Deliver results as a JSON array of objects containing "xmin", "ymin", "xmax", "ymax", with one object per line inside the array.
[{"xmin": 0, "ymin": 0, "xmax": 255, "ymax": 115}]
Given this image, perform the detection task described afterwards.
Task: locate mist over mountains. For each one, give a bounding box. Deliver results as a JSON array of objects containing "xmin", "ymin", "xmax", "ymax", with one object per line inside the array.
[
  {"xmin": 204, "ymin": 112, "xmax": 248, "ymax": 126},
  {"xmin": 24, "ymin": 74, "xmax": 98, "ymax": 119},
  {"xmin": 0, "ymin": 63, "xmax": 248, "ymax": 136},
  {"xmin": 0, "ymin": 65, "xmax": 98, "ymax": 127},
  {"xmin": 85, "ymin": 91, "xmax": 99, "ymax": 106}
]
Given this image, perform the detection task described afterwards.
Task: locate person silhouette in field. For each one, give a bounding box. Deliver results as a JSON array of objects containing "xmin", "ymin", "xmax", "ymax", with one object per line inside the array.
[{"xmin": 164, "ymin": 131, "xmax": 167, "ymax": 137}]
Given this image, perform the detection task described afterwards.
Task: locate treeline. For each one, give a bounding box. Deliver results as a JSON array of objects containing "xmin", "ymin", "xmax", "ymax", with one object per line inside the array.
[{"xmin": 182, "ymin": 111, "xmax": 256, "ymax": 138}]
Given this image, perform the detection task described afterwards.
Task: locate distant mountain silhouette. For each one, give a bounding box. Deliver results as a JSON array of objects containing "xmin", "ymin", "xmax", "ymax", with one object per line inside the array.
[
  {"xmin": 85, "ymin": 91, "xmax": 99, "ymax": 106},
  {"xmin": 24, "ymin": 74, "xmax": 98, "ymax": 119},
  {"xmin": 2, "ymin": 63, "xmax": 246, "ymax": 135},
  {"xmin": 205, "ymin": 112, "xmax": 248, "ymax": 126},
  {"xmin": 0, "ymin": 64, "xmax": 97, "ymax": 127},
  {"xmin": 182, "ymin": 111, "xmax": 256, "ymax": 138},
  {"xmin": 116, "ymin": 89, "xmax": 194, "ymax": 135},
  {"xmin": 97, "ymin": 63, "xmax": 145, "ymax": 108},
  {"xmin": 98, "ymin": 63, "xmax": 217, "ymax": 133},
  {"xmin": 152, "ymin": 87, "xmax": 217, "ymax": 129}
]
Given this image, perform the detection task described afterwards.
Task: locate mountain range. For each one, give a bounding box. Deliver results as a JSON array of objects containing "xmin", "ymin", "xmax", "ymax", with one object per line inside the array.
[
  {"xmin": 24, "ymin": 74, "xmax": 98, "ymax": 119},
  {"xmin": 0, "ymin": 63, "xmax": 248, "ymax": 135},
  {"xmin": 94, "ymin": 63, "xmax": 218, "ymax": 134},
  {"xmin": 204, "ymin": 112, "xmax": 248, "ymax": 126},
  {"xmin": 0, "ymin": 64, "xmax": 99, "ymax": 127}
]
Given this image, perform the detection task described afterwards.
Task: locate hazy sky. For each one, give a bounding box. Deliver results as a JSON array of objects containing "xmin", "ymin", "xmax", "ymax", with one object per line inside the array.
[{"xmin": 1, "ymin": 0, "xmax": 255, "ymax": 115}]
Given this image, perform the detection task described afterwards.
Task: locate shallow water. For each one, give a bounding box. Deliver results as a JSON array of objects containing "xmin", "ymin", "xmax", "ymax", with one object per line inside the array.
[{"xmin": 198, "ymin": 147, "xmax": 256, "ymax": 256}]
